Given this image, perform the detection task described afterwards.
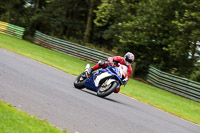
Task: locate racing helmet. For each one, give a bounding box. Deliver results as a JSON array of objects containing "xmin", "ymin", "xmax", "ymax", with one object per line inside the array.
[{"xmin": 124, "ymin": 52, "xmax": 134, "ymax": 65}]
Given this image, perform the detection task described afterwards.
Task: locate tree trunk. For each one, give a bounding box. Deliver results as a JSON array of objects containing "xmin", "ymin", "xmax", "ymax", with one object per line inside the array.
[
  {"xmin": 34, "ymin": 0, "xmax": 39, "ymax": 12},
  {"xmin": 35, "ymin": 0, "xmax": 44, "ymax": 12},
  {"xmin": 191, "ymin": 41, "xmax": 197, "ymax": 62},
  {"xmin": 83, "ymin": 0, "xmax": 94, "ymax": 43}
]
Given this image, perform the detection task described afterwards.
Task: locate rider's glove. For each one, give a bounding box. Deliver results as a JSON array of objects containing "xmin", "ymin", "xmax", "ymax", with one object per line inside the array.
[
  {"xmin": 109, "ymin": 62, "xmax": 118, "ymax": 67},
  {"xmin": 122, "ymin": 77, "xmax": 128, "ymax": 85},
  {"xmin": 109, "ymin": 62, "xmax": 114, "ymax": 66}
]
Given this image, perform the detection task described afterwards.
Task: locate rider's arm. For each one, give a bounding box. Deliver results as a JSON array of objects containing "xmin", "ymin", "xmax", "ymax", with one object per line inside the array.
[
  {"xmin": 107, "ymin": 57, "xmax": 114, "ymax": 63},
  {"xmin": 127, "ymin": 65, "xmax": 132, "ymax": 80},
  {"xmin": 122, "ymin": 65, "xmax": 132, "ymax": 85},
  {"xmin": 107, "ymin": 56, "xmax": 122, "ymax": 65},
  {"xmin": 111, "ymin": 56, "xmax": 133, "ymax": 80}
]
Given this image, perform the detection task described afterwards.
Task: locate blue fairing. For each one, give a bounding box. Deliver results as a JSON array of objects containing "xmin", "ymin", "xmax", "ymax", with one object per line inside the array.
[{"xmin": 84, "ymin": 66, "xmax": 122, "ymax": 92}]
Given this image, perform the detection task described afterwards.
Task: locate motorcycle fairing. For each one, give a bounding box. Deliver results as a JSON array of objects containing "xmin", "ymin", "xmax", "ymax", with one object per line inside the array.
[
  {"xmin": 94, "ymin": 72, "xmax": 112, "ymax": 87},
  {"xmin": 84, "ymin": 66, "xmax": 122, "ymax": 91}
]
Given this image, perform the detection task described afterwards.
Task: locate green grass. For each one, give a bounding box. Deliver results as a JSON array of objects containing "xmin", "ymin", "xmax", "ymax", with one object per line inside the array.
[
  {"xmin": 0, "ymin": 101, "xmax": 66, "ymax": 133},
  {"xmin": 0, "ymin": 33, "xmax": 200, "ymax": 127},
  {"xmin": 121, "ymin": 80, "xmax": 200, "ymax": 124},
  {"xmin": 0, "ymin": 33, "xmax": 91, "ymax": 76}
]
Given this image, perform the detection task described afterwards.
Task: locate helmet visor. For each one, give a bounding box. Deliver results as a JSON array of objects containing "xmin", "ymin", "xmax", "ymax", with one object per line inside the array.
[{"xmin": 125, "ymin": 58, "xmax": 133, "ymax": 65}]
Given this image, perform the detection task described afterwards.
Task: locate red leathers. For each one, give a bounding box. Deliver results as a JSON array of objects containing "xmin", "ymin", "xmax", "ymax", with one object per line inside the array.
[{"xmin": 92, "ymin": 56, "xmax": 132, "ymax": 80}]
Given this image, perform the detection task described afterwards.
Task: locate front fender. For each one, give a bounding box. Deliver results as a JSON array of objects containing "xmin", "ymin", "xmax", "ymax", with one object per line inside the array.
[
  {"xmin": 107, "ymin": 79, "xmax": 121, "ymax": 88},
  {"xmin": 94, "ymin": 72, "xmax": 112, "ymax": 87}
]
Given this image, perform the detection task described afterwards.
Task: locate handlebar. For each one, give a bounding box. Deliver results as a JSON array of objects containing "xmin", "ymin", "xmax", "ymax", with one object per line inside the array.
[{"xmin": 107, "ymin": 61, "xmax": 119, "ymax": 66}]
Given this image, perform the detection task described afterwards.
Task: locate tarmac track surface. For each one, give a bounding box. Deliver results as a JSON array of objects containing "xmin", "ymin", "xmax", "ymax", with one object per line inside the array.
[{"xmin": 0, "ymin": 48, "xmax": 200, "ymax": 133}]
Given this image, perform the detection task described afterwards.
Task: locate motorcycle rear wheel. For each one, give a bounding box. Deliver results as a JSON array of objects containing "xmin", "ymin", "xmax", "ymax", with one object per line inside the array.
[
  {"xmin": 97, "ymin": 82, "xmax": 118, "ymax": 98},
  {"xmin": 74, "ymin": 72, "xmax": 87, "ymax": 89}
]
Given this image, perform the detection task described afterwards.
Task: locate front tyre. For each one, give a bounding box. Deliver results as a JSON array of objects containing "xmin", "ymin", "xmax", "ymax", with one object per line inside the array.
[
  {"xmin": 74, "ymin": 72, "xmax": 87, "ymax": 89},
  {"xmin": 97, "ymin": 82, "xmax": 118, "ymax": 98}
]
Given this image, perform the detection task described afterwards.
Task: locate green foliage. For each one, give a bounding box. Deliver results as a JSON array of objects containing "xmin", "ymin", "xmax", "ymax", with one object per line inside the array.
[
  {"xmin": 190, "ymin": 70, "xmax": 200, "ymax": 82},
  {"xmin": 94, "ymin": 0, "xmax": 200, "ymax": 78},
  {"xmin": 0, "ymin": 0, "xmax": 200, "ymax": 80},
  {"xmin": 0, "ymin": 0, "xmax": 26, "ymax": 25},
  {"xmin": 31, "ymin": 0, "xmax": 89, "ymax": 40},
  {"xmin": 190, "ymin": 65, "xmax": 200, "ymax": 82},
  {"xmin": 170, "ymin": 0, "xmax": 200, "ymax": 75},
  {"xmin": 23, "ymin": 35, "xmax": 35, "ymax": 43}
]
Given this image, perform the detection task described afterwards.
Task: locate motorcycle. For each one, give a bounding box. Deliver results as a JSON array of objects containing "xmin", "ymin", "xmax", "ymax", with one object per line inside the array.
[{"xmin": 74, "ymin": 62, "xmax": 128, "ymax": 97}]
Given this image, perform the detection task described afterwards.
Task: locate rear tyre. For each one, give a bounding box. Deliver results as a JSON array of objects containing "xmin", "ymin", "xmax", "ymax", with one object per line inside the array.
[
  {"xmin": 74, "ymin": 72, "xmax": 87, "ymax": 89},
  {"xmin": 97, "ymin": 82, "xmax": 118, "ymax": 98}
]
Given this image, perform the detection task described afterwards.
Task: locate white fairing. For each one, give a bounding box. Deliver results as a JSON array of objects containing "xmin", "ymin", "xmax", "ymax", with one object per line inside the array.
[
  {"xmin": 120, "ymin": 65, "xmax": 128, "ymax": 72},
  {"xmin": 119, "ymin": 64, "xmax": 128, "ymax": 79},
  {"xmin": 94, "ymin": 72, "xmax": 112, "ymax": 87}
]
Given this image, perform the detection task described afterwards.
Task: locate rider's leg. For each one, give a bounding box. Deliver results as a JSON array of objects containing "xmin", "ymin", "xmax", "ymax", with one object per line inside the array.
[
  {"xmin": 91, "ymin": 60, "xmax": 108, "ymax": 71},
  {"xmin": 87, "ymin": 61, "xmax": 108, "ymax": 75}
]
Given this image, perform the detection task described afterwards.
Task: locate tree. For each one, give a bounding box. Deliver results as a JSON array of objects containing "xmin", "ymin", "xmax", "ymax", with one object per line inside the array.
[
  {"xmin": 83, "ymin": 0, "xmax": 95, "ymax": 43},
  {"xmin": 94, "ymin": 0, "xmax": 139, "ymax": 48},
  {"xmin": 171, "ymin": 0, "xmax": 200, "ymax": 75},
  {"xmin": 94, "ymin": 0, "xmax": 200, "ymax": 77},
  {"xmin": 0, "ymin": 0, "xmax": 26, "ymax": 25},
  {"xmin": 1, "ymin": 0, "xmax": 199, "ymax": 79}
]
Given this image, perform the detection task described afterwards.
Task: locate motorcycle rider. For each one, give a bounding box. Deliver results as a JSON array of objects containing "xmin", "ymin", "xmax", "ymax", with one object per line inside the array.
[{"xmin": 87, "ymin": 52, "xmax": 134, "ymax": 93}]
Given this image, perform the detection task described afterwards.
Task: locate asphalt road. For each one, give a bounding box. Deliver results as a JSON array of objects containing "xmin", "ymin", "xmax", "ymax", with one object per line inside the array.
[{"xmin": 0, "ymin": 48, "xmax": 200, "ymax": 133}]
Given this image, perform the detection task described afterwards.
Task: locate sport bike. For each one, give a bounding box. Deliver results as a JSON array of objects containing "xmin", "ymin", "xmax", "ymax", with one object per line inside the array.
[{"xmin": 74, "ymin": 63, "xmax": 128, "ymax": 97}]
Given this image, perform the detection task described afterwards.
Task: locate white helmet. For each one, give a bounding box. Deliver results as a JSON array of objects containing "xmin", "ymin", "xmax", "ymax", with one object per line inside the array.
[{"xmin": 124, "ymin": 52, "xmax": 134, "ymax": 65}]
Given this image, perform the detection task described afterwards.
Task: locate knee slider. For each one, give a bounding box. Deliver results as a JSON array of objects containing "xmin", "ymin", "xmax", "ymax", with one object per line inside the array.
[{"xmin": 98, "ymin": 60, "xmax": 105, "ymax": 66}]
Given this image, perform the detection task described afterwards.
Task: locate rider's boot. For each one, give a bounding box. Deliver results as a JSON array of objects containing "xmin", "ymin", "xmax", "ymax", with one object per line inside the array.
[
  {"xmin": 88, "ymin": 68, "xmax": 93, "ymax": 75},
  {"xmin": 85, "ymin": 68, "xmax": 93, "ymax": 77}
]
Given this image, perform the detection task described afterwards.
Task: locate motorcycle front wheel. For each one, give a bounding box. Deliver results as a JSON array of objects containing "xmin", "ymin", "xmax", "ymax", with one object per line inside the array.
[
  {"xmin": 97, "ymin": 81, "xmax": 118, "ymax": 98},
  {"xmin": 74, "ymin": 72, "xmax": 87, "ymax": 89}
]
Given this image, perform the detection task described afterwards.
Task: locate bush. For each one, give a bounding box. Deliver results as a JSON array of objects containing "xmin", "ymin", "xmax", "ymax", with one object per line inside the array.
[
  {"xmin": 190, "ymin": 70, "xmax": 200, "ymax": 82},
  {"xmin": 23, "ymin": 35, "xmax": 35, "ymax": 43}
]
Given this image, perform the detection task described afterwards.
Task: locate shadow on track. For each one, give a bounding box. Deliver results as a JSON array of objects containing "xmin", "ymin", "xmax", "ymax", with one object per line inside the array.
[{"xmin": 81, "ymin": 89, "xmax": 136, "ymax": 109}]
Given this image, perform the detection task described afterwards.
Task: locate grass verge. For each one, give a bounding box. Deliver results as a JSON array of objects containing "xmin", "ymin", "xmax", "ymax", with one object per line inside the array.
[
  {"xmin": 0, "ymin": 101, "xmax": 66, "ymax": 133},
  {"xmin": 0, "ymin": 33, "xmax": 200, "ymax": 126}
]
